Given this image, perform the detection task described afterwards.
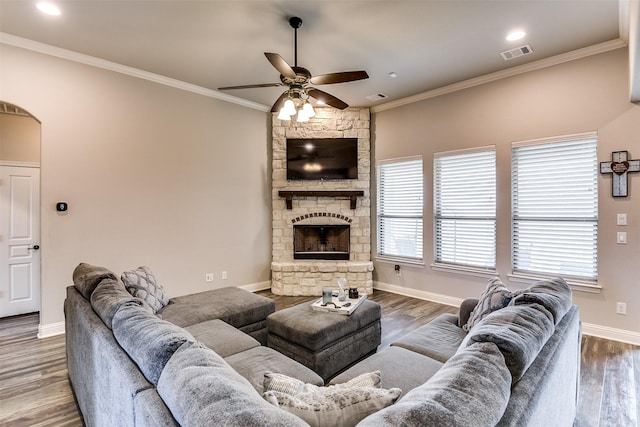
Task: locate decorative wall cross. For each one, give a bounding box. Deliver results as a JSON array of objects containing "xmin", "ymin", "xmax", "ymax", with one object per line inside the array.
[{"xmin": 600, "ymin": 151, "xmax": 640, "ymax": 197}]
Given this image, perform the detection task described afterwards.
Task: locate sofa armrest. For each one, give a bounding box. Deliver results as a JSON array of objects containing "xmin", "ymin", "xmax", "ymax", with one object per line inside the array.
[{"xmin": 458, "ymin": 298, "xmax": 479, "ymax": 327}]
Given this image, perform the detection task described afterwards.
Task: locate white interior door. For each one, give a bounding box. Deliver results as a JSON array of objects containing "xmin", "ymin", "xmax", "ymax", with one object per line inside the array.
[{"xmin": 0, "ymin": 165, "xmax": 41, "ymax": 317}]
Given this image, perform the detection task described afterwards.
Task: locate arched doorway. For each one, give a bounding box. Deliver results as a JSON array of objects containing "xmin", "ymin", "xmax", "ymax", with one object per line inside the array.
[{"xmin": 0, "ymin": 102, "xmax": 41, "ymax": 318}]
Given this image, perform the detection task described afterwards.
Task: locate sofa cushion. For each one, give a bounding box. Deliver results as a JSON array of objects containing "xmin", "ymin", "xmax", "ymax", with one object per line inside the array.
[
  {"xmin": 72, "ymin": 262, "xmax": 118, "ymax": 300},
  {"xmin": 330, "ymin": 346, "xmax": 444, "ymax": 396},
  {"xmin": 463, "ymin": 277, "xmax": 516, "ymax": 332},
  {"xmin": 263, "ymin": 379, "xmax": 401, "ymax": 427},
  {"xmin": 112, "ymin": 303, "xmax": 195, "ymax": 385},
  {"xmin": 184, "ymin": 319, "xmax": 260, "ymax": 358},
  {"xmin": 224, "ymin": 346, "xmax": 323, "ymax": 394},
  {"xmin": 511, "ymin": 277, "xmax": 572, "ymax": 325},
  {"xmin": 464, "ymin": 302, "xmax": 555, "ymax": 383},
  {"xmin": 391, "ymin": 313, "xmax": 466, "ymax": 362},
  {"xmin": 157, "ymin": 341, "xmax": 308, "ymax": 427},
  {"xmin": 121, "ymin": 266, "xmax": 169, "ymax": 313},
  {"xmin": 358, "ymin": 342, "xmax": 511, "ymax": 427},
  {"xmin": 158, "ymin": 287, "xmax": 275, "ymax": 328},
  {"xmin": 90, "ymin": 277, "xmax": 151, "ymax": 329}
]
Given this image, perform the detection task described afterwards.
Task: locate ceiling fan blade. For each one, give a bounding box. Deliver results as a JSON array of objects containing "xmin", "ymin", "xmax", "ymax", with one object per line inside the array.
[
  {"xmin": 307, "ymin": 88, "xmax": 348, "ymax": 110},
  {"xmin": 310, "ymin": 71, "xmax": 369, "ymax": 85},
  {"xmin": 271, "ymin": 91, "xmax": 290, "ymax": 113},
  {"xmin": 218, "ymin": 83, "xmax": 283, "ymax": 90},
  {"xmin": 265, "ymin": 53, "xmax": 297, "ymax": 79}
]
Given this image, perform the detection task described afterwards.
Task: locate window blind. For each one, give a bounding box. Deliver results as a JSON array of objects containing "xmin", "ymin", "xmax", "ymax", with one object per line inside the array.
[
  {"xmin": 511, "ymin": 136, "xmax": 598, "ymax": 281},
  {"xmin": 377, "ymin": 158, "xmax": 423, "ymax": 260},
  {"xmin": 434, "ymin": 148, "xmax": 496, "ymax": 270}
]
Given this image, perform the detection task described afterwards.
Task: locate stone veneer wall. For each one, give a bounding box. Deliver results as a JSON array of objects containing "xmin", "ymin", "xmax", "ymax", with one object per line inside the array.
[{"xmin": 271, "ymin": 107, "xmax": 373, "ymax": 296}]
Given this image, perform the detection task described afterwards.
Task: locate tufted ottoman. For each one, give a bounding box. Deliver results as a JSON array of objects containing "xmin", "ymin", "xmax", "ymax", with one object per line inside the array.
[{"xmin": 266, "ymin": 299, "xmax": 381, "ymax": 381}]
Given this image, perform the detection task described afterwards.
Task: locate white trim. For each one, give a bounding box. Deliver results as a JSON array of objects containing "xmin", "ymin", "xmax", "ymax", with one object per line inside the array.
[
  {"xmin": 0, "ymin": 33, "xmax": 270, "ymax": 113},
  {"xmin": 511, "ymin": 131, "xmax": 597, "ymax": 148},
  {"xmin": 37, "ymin": 321, "xmax": 65, "ymax": 338},
  {"xmin": 376, "ymin": 155, "xmax": 423, "ymax": 167},
  {"xmin": 376, "ymin": 281, "xmax": 640, "ymax": 345},
  {"xmin": 0, "ymin": 161, "xmax": 40, "ymax": 168},
  {"xmin": 238, "ymin": 280, "xmax": 272, "ymax": 293},
  {"xmin": 375, "ymin": 256, "xmax": 425, "ymax": 268},
  {"xmin": 433, "ymin": 145, "xmax": 496, "ymax": 158},
  {"xmin": 372, "ymin": 39, "xmax": 627, "ymax": 113},
  {"xmin": 430, "ymin": 263, "xmax": 498, "ymax": 279},
  {"xmin": 582, "ymin": 322, "xmax": 640, "ymax": 346},
  {"xmin": 620, "ymin": 0, "xmax": 631, "ymax": 44},
  {"xmin": 374, "ymin": 280, "xmax": 463, "ymax": 308},
  {"xmin": 507, "ymin": 273, "xmax": 602, "ymax": 294}
]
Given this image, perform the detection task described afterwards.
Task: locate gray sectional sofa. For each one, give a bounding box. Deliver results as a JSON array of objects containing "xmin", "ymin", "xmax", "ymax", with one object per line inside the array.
[{"xmin": 65, "ymin": 263, "xmax": 581, "ymax": 426}]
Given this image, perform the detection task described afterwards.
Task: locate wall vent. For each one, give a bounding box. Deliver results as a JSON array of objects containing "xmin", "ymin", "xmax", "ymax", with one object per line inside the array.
[
  {"xmin": 500, "ymin": 44, "xmax": 533, "ymax": 61},
  {"xmin": 366, "ymin": 93, "xmax": 388, "ymax": 101}
]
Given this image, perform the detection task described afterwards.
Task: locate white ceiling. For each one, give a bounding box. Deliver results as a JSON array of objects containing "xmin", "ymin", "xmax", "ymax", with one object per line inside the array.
[{"xmin": 0, "ymin": 1, "xmax": 627, "ymax": 111}]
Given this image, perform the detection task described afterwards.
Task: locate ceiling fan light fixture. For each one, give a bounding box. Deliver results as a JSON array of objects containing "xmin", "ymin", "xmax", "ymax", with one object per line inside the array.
[
  {"xmin": 283, "ymin": 99, "xmax": 297, "ymax": 116},
  {"xmin": 296, "ymin": 109, "xmax": 310, "ymax": 122},
  {"xmin": 302, "ymin": 102, "xmax": 316, "ymax": 118},
  {"xmin": 277, "ymin": 108, "xmax": 292, "ymax": 120}
]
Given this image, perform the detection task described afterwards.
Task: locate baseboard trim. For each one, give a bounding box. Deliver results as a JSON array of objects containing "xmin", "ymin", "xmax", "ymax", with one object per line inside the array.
[
  {"xmin": 238, "ymin": 281, "xmax": 272, "ymax": 293},
  {"xmin": 581, "ymin": 322, "xmax": 640, "ymax": 346},
  {"xmin": 38, "ymin": 321, "xmax": 65, "ymax": 338},
  {"xmin": 375, "ymin": 280, "xmax": 640, "ymax": 346},
  {"xmin": 374, "ymin": 281, "xmax": 464, "ymax": 308}
]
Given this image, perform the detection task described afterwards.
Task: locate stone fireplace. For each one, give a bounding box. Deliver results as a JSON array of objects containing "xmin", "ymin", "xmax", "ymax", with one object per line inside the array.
[{"xmin": 271, "ymin": 107, "xmax": 373, "ymax": 296}]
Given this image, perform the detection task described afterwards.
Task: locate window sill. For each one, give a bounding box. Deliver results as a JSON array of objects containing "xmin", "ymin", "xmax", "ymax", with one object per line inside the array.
[
  {"xmin": 430, "ymin": 263, "xmax": 498, "ymax": 279},
  {"xmin": 375, "ymin": 256, "xmax": 425, "ymax": 268},
  {"xmin": 507, "ymin": 273, "xmax": 602, "ymax": 294}
]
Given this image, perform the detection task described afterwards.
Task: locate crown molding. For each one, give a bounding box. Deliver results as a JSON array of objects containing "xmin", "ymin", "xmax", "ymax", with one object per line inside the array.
[
  {"xmin": 371, "ymin": 38, "xmax": 628, "ymax": 113},
  {"xmin": 0, "ymin": 32, "xmax": 271, "ymax": 113}
]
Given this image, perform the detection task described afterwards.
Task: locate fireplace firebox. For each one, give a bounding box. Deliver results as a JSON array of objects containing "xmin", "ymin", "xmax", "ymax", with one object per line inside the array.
[{"xmin": 293, "ymin": 224, "xmax": 350, "ymax": 260}]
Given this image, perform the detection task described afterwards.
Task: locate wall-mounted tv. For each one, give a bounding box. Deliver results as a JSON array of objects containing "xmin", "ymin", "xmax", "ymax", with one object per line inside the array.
[{"xmin": 287, "ymin": 138, "xmax": 358, "ymax": 181}]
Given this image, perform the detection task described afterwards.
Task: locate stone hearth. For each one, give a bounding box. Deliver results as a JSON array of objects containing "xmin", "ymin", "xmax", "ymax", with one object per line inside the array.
[{"xmin": 271, "ymin": 107, "xmax": 373, "ymax": 296}]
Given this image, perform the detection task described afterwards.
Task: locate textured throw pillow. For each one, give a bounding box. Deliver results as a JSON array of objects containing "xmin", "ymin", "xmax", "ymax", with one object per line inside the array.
[
  {"xmin": 72, "ymin": 262, "xmax": 118, "ymax": 300},
  {"xmin": 263, "ymin": 371, "xmax": 399, "ymax": 427},
  {"xmin": 463, "ymin": 277, "xmax": 516, "ymax": 332},
  {"xmin": 121, "ymin": 266, "xmax": 169, "ymax": 313}
]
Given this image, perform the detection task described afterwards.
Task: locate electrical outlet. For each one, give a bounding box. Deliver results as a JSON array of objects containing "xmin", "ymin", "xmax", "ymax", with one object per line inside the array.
[
  {"xmin": 205, "ymin": 273, "xmax": 214, "ymax": 282},
  {"xmin": 616, "ymin": 302, "xmax": 627, "ymax": 315},
  {"xmin": 617, "ymin": 213, "xmax": 627, "ymax": 226},
  {"xmin": 221, "ymin": 271, "xmax": 228, "ymax": 280},
  {"xmin": 394, "ymin": 264, "xmax": 401, "ymax": 276}
]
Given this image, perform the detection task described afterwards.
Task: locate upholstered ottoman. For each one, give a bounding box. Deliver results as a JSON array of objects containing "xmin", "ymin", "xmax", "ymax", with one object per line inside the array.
[{"xmin": 267, "ymin": 299, "xmax": 381, "ymax": 381}]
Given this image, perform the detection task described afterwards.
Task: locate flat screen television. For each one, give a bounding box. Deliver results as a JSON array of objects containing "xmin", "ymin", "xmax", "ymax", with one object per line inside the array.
[{"xmin": 287, "ymin": 138, "xmax": 358, "ymax": 180}]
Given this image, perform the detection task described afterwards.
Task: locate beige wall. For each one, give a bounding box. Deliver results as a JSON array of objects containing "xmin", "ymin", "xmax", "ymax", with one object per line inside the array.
[
  {"xmin": 0, "ymin": 113, "xmax": 40, "ymax": 163},
  {"xmin": 0, "ymin": 44, "xmax": 271, "ymax": 328},
  {"xmin": 372, "ymin": 47, "xmax": 640, "ymax": 336}
]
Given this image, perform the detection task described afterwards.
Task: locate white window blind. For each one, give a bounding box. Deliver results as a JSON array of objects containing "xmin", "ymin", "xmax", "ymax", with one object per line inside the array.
[
  {"xmin": 377, "ymin": 158, "xmax": 423, "ymax": 260},
  {"xmin": 512, "ymin": 135, "xmax": 598, "ymax": 281},
  {"xmin": 434, "ymin": 148, "xmax": 496, "ymax": 270}
]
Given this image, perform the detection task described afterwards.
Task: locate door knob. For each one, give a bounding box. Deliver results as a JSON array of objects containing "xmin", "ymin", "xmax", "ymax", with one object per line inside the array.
[{"xmin": 28, "ymin": 245, "xmax": 40, "ymax": 250}]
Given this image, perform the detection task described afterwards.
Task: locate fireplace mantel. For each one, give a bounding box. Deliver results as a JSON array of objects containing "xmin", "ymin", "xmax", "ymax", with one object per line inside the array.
[{"xmin": 279, "ymin": 190, "xmax": 365, "ymax": 210}]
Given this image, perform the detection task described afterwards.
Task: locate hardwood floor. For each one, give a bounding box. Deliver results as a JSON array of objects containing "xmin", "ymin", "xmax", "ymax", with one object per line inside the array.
[{"xmin": 0, "ymin": 290, "xmax": 637, "ymax": 426}]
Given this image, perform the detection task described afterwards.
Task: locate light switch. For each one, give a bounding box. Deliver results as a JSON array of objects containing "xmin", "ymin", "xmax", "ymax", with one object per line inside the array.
[
  {"xmin": 617, "ymin": 232, "xmax": 627, "ymax": 244},
  {"xmin": 617, "ymin": 213, "xmax": 627, "ymax": 226}
]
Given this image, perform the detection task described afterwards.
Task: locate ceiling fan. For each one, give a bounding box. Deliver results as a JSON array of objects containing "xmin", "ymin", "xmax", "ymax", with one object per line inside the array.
[{"xmin": 218, "ymin": 16, "xmax": 369, "ymax": 114}]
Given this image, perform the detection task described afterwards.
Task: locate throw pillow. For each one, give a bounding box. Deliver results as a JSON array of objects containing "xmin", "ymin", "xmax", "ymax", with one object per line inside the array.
[
  {"xmin": 121, "ymin": 266, "xmax": 169, "ymax": 313},
  {"xmin": 463, "ymin": 277, "xmax": 515, "ymax": 332},
  {"xmin": 72, "ymin": 262, "xmax": 118, "ymax": 300},
  {"xmin": 263, "ymin": 371, "xmax": 399, "ymax": 427}
]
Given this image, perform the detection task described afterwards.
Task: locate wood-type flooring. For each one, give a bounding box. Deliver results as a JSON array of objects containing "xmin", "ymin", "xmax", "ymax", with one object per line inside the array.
[{"xmin": 0, "ymin": 289, "xmax": 637, "ymax": 426}]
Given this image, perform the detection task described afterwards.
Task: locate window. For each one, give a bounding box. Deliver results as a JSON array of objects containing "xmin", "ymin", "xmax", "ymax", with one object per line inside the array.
[
  {"xmin": 434, "ymin": 147, "xmax": 496, "ymax": 270},
  {"xmin": 377, "ymin": 157, "xmax": 423, "ymax": 261},
  {"xmin": 511, "ymin": 133, "xmax": 598, "ymax": 281}
]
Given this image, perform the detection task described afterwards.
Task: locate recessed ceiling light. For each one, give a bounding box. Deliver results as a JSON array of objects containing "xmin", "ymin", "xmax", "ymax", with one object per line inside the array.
[
  {"xmin": 506, "ymin": 31, "xmax": 526, "ymax": 42},
  {"xmin": 388, "ymin": 72, "xmax": 398, "ymax": 78},
  {"xmin": 36, "ymin": 2, "xmax": 61, "ymax": 16}
]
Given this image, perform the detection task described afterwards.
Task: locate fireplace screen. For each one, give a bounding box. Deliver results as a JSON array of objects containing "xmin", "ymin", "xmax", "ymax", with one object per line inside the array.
[{"xmin": 293, "ymin": 225, "xmax": 350, "ymax": 260}]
